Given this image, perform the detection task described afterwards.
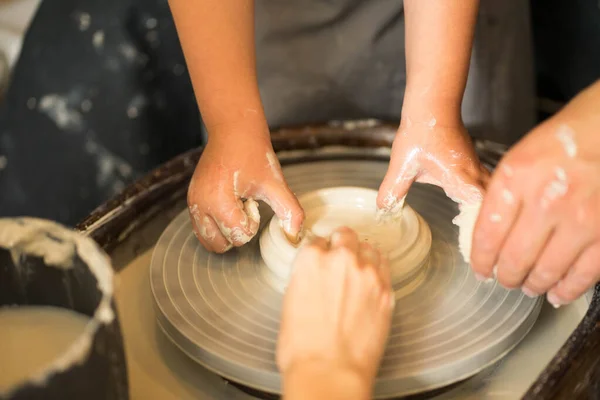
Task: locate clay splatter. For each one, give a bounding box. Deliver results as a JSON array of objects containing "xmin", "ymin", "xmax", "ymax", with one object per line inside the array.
[
  {"xmin": 427, "ymin": 116, "xmax": 437, "ymax": 128},
  {"xmin": 555, "ymin": 124, "xmax": 577, "ymax": 158},
  {"xmin": 74, "ymin": 11, "xmax": 91, "ymax": 31},
  {"xmin": 145, "ymin": 18, "xmax": 158, "ymax": 29},
  {"xmin": 81, "ymin": 99, "xmax": 93, "ymax": 112},
  {"xmin": 490, "ymin": 213, "xmax": 502, "ymax": 222},
  {"xmin": 84, "ymin": 138, "xmax": 133, "ymax": 195},
  {"xmin": 542, "ymin": 167, "xmax": 568, "ymax": 208},
  {"xmin": 38, "ymin": 94, "xmax": 83, "ymax": 131},
  {"xmin": 92, "ymin": 30, "xmax": 105, "ymax": 50},
  {"xmin": 127, "ymin": 95, "xmax": 147, "ymax": 119},
  {"xmin": 118, "ymin": 43, "xmax": 147, "ymax": 66},
  {"xmin": 501, "ymin": 189, "xmax": 514, "ymax": 205}
]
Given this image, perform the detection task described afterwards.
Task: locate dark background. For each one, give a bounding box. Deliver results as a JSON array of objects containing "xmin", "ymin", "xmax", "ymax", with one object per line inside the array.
[{"xmin": 0, "ymin": 0, "xmax": 598, "ymax": 226}]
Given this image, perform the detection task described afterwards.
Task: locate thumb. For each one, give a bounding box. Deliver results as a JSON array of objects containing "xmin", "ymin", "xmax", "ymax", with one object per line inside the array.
[
  {"xmin": 259, "ymin": 182, "xmax": 305, "ymax": 243},
  {"xmin": 377, "ymin": 166, "xmax": 416, "ymax": 215}
]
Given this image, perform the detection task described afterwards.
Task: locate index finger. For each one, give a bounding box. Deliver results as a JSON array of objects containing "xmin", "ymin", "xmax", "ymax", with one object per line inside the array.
[{"xmin": 470, "ymin": 163, "xmax": 523, "ymax": 278}]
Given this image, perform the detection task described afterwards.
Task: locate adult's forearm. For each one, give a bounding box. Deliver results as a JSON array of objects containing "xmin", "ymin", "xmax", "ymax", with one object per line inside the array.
[
  {"xmin": 282, "ymin": 362, "xmax": 371, "ymax": 400},
  {"xmin": 169, "ymin": 0, "xmax": 266, "ymax": 135},
  {"xmin": 403, "ymin": 0, "xmax": 479, "ymax": 125}
]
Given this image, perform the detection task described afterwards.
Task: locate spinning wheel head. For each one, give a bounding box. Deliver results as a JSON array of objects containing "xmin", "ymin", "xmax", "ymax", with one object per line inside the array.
[{"xmin": 150, "ymin": 160, "xmax": 542, "ymax": 398}]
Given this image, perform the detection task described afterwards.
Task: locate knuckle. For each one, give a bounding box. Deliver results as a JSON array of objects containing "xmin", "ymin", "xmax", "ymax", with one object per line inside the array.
[
  {"xmin": 337, "ymin": 245, "xmax": 355, "ymax": 258},
  {"xmin": 524, "ymin": 280, "xmax": 545, "ymax": 294},
  {"xmin": 472, "ymin": 230, "xmax": 491, "ymax": 250},
  {"xmin": 497, "ymin": 262, "xmax": 530, "ymax": 289},
  {"xmin": 569, "ymin": 269, "xmax": 597, "ymax": 288},
  {"xmin": 528, "ymin": 267, "xmax": 562, "ymax": 288},
  {"xmin": 498, "ymin": 252, "xmax": 524, "ymax": 274},
  {"xmin": 575, "ymin": 199, "xmax": 599, "ymax": 232},
  {"xmin": 293, "ymin": 207, "xmax": 305, "ymax": 222},
  {"xmin": 333, "ymin": 246, "xmax": 358, "ymax": 263},
  {"xmin": 468, "ymin": 252, "xmax": 491, "ymax": 272},
  {"xmin": 497, "ymin": 275, "xmax": 519, "ymax": 289},
  {"xmin": 555, "ymin": 282, "xmax": 581, "ymax": 303},
  {"xmin": 363, "ymin": 266, "xmax": 382, "ymax": 288},
  {"xmin": 335, "ymin": 226, "xmax": 354, "ymax": 236}
]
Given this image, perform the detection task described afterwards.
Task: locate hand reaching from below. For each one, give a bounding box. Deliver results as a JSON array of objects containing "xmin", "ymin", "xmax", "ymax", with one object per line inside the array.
[
  {"xmin": 277, "ymin": 227, "xmax": 394, "ymax": 398},
  {"xmin": 187, "ymin": 127, "xmax": 304, "ymax": 253}
]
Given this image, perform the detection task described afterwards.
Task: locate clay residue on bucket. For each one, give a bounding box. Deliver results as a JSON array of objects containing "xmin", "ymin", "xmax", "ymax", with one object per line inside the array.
[
  {"xmin": 0, "ymin": 218, "xmax": 116, "ymax": 397},
  {"xmin": 0, "ymin": 219, "xmax": 76, "ymax": 269}
]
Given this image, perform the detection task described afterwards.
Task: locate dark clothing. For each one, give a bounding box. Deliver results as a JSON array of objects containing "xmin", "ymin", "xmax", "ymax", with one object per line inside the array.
[
  {"xmin": 0, "ymin": 0, "xmax": 598, "ymax": 226},
  {"xmin": 0, "ymin": 0, "xmax": 201, "ymax": 224}
]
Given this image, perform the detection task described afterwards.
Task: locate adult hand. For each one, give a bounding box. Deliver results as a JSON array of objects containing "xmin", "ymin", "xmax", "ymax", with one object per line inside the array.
[
  {"xmin": 187, "ymin": 126, "xmax": 304, "ymax": 253},
  {"xmin": 470, "ymin": 80, "xmax": 600, "ymax": 307},
  {"xmin": 377, "ymin": 119, "xmax": 489, "ymax": 215},
  {"xmin": 277, "ymin": 227, "xmax": 394, "ymax": 399}
]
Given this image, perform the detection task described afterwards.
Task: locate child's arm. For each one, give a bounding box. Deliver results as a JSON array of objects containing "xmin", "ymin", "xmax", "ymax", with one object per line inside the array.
[
  {"xmin": 402, "ymin": 0, "xmax": 479, "ymax": 125},
  {"xmin": 170, "ymin": 0, "xmax": 303, "ymax": 252},
  {"xmin": 169, "ymin": 0, "xmax": 265, "ymax": 133},
  {"xmin": 377, "ymin": 0, "xmax": 488, "ymax": 213}
]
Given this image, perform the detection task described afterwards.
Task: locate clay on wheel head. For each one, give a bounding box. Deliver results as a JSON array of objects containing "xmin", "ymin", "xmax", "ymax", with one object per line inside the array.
[{"xmin": 259, "ymin": 187, "xmax": 433, "ymax": 292}]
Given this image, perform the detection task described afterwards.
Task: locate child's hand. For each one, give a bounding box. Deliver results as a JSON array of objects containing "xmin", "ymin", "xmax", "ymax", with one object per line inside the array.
[
  {"xmin": 377, "ymin": 120, "xmax": 489, "ymax": 214},
  {"xmin": 187, "ymin": 128, "xmax": 304, "ymax": 253}
]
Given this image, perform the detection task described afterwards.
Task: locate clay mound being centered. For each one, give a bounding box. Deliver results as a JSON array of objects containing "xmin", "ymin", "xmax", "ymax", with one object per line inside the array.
[{"xmin": 259, "ymin": 187, "xmax": 432, "ymax": 293}]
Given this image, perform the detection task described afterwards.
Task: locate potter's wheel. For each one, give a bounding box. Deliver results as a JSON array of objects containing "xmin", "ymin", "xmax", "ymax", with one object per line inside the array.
[{"xmin": 150, "ymin": 160, "xmax": 543, "ymax": 398}]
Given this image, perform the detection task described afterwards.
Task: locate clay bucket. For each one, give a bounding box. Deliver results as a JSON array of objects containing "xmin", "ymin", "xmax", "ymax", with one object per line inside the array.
[{"xmin": 0, "ymin": 218, "xmax": 128, "ymax": 400}]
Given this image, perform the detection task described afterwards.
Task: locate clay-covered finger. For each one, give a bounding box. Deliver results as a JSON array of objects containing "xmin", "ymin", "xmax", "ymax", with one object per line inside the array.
[
  {"xmin": 242, "ymin": 199, "xmax": 261, "ymax": 234},
  {"xmin": 329, "ymin": 226, "xmax": 360, "ymax": 254},
  {"xmin": 494, "ymin": 203, "xmax": 554, "ymax": 289},
  {"xmin": 377, "ymin": 163, "xmax": 416, "ymax": 216},
  {"xmin": 546, "ymin": 244, "xmax": 600, "ymax": 307},
  {"xmin": 212, "ymin": 196, "xmax": 259, "ymax": 247},
  {"xmin": 258, "ymin": 181, "xmax": 305, "ymax": 244},
  {"xmin": 522, "ymin": 227, "xmax": 591, "ymax": 297},
  {"xmin": 470, "ymin": 163, "xmax": 522, "ymax": 278},
  {"xmin": 188, "ymin": 206, "xmax": 231, "ymax": 253}
]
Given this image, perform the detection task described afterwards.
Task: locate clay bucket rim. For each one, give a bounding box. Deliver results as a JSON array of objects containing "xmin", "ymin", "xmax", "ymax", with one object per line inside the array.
[{"xmin": 0, "ymin": 217, "xmax": 115, "ymax": 397}]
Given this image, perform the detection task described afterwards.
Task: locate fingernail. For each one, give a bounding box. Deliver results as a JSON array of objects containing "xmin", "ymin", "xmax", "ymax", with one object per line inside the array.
[
  {"xmin": 330, "ymin": 231, "xmax": 342, "ymax": 245},
  {"xmin": 284, "ymin": 230, "xmax": 300, "ymax": 245},
  {"xmin": 474, "ymin": 273, "xmax": 488, "ymax": 282},
  {"xmin": 521, "ymin": 287, "xmax": 539, "ymax": 298},
  {"xmin": 546, "ymin": 292, "xmax": 562, "ymax": 309}
]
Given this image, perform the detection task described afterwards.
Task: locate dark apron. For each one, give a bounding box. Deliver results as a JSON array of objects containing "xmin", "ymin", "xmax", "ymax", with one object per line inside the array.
[
  {"xmin": 0, "ymin": 0, "xmax": 534, "ymax": 225},
  {"xmin": 255, "ymin": 0, "xmax": 535, "ymax": 145}
]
